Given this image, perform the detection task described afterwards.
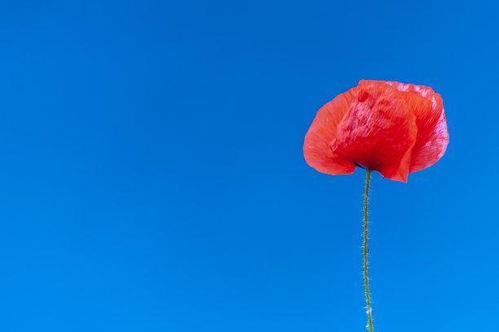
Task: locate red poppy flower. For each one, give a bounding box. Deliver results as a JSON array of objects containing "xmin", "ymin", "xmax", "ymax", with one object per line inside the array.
[{"xmin": 303, "ymin": 80, "xmax": 449, "ymax": 182}]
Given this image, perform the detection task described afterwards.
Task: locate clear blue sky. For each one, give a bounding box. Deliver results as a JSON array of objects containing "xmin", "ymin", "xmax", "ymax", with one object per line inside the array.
[{"xmin": 0, "ymin": 1, "xmax": 497, "ymax": 331}]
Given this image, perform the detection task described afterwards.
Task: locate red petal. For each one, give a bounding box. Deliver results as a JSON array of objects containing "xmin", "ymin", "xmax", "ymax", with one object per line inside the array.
[
  {"xmin": 303, "ymin": 88, "xmax": 358, "ymax": 175},
  {"xmin": 386, "ymin": 82, "xmax": 449, "ymax": 172},
  {"xmin": 331, "ymin": 81, "xmax": 418, "ymax": 182}
]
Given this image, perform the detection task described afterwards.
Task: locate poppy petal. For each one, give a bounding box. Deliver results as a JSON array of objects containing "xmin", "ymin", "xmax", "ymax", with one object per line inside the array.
[
  {"xmin": 331, "ymin": 82, "xmax": 418, "ymax": 182},
  {"xmin": 303, "ymin": 89, "xmax": 358, "ymax": 175},
  {"xmin": 385, "ymin": 82, "xmax": 449, "ymax": 172}
]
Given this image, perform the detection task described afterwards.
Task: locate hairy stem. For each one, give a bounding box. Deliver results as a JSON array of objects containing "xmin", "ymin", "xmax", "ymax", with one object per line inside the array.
[{"xmin": 362, "ymin": 170, "xmax": 374, "ymax": 332}]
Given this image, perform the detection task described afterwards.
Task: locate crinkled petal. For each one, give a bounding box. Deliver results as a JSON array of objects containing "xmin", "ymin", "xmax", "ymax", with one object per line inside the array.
[
  {"xmin": 385, "ymin": 81, "xmax": 449, "ymax": 172},
  {"xmin": 331, "ymin": 81, "xmax": 418, "ymax": 182},
  {"xmin": 303, "ymin": 88, "xmax": 358, "ymax": 175}
]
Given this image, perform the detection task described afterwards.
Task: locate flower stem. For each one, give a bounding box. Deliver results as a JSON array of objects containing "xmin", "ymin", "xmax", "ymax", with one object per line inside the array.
[{"xmin": 362, "ymin": 170, "xmax": 374, "ymax": 332}]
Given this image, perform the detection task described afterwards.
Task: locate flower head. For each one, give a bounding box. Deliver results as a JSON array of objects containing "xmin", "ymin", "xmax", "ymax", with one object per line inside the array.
[{"xmin": 304, "ymin": 80, "xmax": 449, "ymax": 182}]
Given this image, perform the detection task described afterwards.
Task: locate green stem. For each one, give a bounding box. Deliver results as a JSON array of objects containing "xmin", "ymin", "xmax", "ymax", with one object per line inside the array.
[{"xmin": 362, "ymin": 170, "xmax": 374, "ymax": 332}]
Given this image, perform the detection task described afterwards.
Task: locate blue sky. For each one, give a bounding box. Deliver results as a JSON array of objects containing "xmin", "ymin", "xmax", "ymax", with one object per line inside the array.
[{"xmin": 0, "ymin": 0, "xmax": 498, "ymax": 331}]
